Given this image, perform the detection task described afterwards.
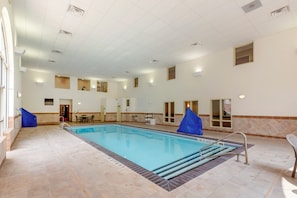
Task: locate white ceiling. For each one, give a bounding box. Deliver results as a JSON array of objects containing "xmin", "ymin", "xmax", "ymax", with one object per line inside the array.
[{"xmin": 12, "ymin": 0, "xmax": 297, "ymax": 81}]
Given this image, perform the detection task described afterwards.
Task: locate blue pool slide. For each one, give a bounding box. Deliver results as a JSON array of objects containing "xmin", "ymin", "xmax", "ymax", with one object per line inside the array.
[
  {"xmin": 177, "ymin": 108, "xmax": 203, "ymax": 135},
  {"xmin": 21, "ymin": 108, "xmax": 37, "ymax": 127}
]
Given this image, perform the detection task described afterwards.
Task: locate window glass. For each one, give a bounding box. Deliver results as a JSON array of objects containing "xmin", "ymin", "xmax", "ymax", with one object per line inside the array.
[
  {"xmin": 97, "ymin": 81, "xmax": 108, "ymax": 92},
  {"xmin": 0, "ymin": 22, "xmax": 7, "ymax": 136},
  {"xmin": 168, "ymin": 66, "xmax": 176, "ymax": 80},
  {"xmin": 211, "ymin": 99, "xmax": 232, "ymax": 128},
  {"xmin": 235, "ymin": 43, "xmax": 253, "ymax": 65},
  {"xmin": 184, "ymin": 100, "xmax": 198, "ymax": 115},
  {"xmin": 134, "ymin": 77, "xmax": 138, "ymax": 87},
  {"xmin": 77, "ymin": 78, "xmax": 90, "ymax": 91},
  {"xmin": 55, "ymin": 75, "xmax": 70, "ymax": 89},
  {"xmin": 164, "ymin": 102, "xmax": 174, "ymax": 123}
]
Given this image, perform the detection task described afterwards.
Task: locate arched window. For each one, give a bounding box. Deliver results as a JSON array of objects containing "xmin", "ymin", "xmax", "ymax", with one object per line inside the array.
[
  {"xmin": 0, "ymin": 19, "xmax": 8, "ymax": 137},
  {"xmin": 0, "ymin": 7, "xmax": 14, "ymax": 137}
]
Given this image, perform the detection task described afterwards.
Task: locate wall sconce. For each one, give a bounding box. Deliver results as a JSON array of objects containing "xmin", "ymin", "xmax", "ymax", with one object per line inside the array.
[
  {"xmin": 239, "ymin": 94, "xmax": 246, "ymax": 99},
  {"xmin": 35, "ymin": 80, "xmax": 44, "ymax": 86},
  {"xmin": 148, "ymin": 79, "xmax": 154, "ymax": 87},
  {"xmin": 17, "ymin": 91, "xmax": 22, "ymax": 98},
  {"xmin": 14, "ymin": 47, "xmax": 26, "ymax": 56},
  {"xmin": 123, "ymin": 85, "xmax": 127, "ymax": 91},
  {"xmin": 193, "ymin": 68, "xmax": 202, "ymax": 77}
]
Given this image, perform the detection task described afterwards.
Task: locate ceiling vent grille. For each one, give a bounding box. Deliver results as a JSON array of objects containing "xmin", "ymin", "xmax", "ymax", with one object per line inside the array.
[
  {"xmin": 242, "ymin": 0, "xmax": 262, "ymax": 13},
  {"xmin": 59, "ymin": 29, "xmax": 72, "ymax": 36},
  {"xmin": 271, "ymin": 5, "xmax": 290, "ymax": 16},
  {"xmin": 68, "ymin": 4, "xmax": 85, "ymax": 16},
  {"xmin": 51, "ymin": 49, "xmax": 63, "ymax": 54}
]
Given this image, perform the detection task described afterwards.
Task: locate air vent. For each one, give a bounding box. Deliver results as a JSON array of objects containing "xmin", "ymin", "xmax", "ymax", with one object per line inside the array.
[
  {"xmin": 48, "ymin": 60, "xmax": 56, "ymax": 63},
  {"xmin": 59, "ymin": 29, "xmax": 72, "ymax": 36},
  {"xmin": 242, "ymin": 0, "xmax": 262, "ymax": 13},
  {"xmin": 68, "ymin": 4, "xmax": 85, "ymax": 16},
  {"xmin": 51, "ymin": 50, "xmax": 63, "ymax": 54},
  {"xmin": 151, "ymin": 59, "xmax": 159, "ymax": 63},
  {"xmin": 271, "ymin": 5, "xmax": 290, "ymax": 17},
  {"xmin": 191, "ymin": 42, "xmax": 202, "ymax": 46}
]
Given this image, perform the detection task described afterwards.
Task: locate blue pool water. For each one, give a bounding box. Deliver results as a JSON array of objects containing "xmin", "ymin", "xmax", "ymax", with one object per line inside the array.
[{"xmin": 68, "ymin": 124, "xmax": 237, "ymax": 172}]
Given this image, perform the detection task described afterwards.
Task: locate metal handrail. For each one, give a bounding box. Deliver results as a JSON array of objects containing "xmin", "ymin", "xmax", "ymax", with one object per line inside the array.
[{"xmin": 199, "ymin": 131, "xmax": 249, "ymax": 164}]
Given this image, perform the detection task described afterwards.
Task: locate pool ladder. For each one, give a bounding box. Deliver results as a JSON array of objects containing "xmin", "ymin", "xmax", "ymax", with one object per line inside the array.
[{"xmin": 199, "ymin": 131, "xmax": 249, "ymax": 165}]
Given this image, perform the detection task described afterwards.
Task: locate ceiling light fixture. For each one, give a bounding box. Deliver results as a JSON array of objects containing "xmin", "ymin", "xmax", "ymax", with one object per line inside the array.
[
  {"xmin": 271, "ymin": 5, "xmax": 290, "ymax": 17},
  {"xmin": 48, "ymin": 59, "xmax": 56, "ymax": 63},
  {"xmin": 68, "ymin": 4, "xmax": 85, "ymax": 16}
]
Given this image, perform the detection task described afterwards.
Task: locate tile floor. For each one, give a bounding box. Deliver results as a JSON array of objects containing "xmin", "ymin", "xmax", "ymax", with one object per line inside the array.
[{"xmin": 0, "ymin": 123, "xmax": 296, "ymax": 198}]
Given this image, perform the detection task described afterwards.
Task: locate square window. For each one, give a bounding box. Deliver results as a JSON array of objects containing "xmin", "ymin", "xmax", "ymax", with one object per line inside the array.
[
  {"xmin": 168, "ymin": 66, "xmax": 176, "ymax": 80},
  {"xmin": 235, "ymin": 43, "xmax": 253, "ymax": 65},
  {"xmin": 134, "ymin": 77, "xmax": 138, "ymax": 87}
]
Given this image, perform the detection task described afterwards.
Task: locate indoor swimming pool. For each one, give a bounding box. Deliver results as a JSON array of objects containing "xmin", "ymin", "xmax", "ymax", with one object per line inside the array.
[{"xmin": 67, "ymin": 124, "xmax": 242, "ymax": 191}]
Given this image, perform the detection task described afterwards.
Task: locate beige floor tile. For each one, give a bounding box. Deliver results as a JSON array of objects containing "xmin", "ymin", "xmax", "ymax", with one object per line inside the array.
[{"xmin": 0, "ymin": 124, "xmax": 296, "ymax": 198}]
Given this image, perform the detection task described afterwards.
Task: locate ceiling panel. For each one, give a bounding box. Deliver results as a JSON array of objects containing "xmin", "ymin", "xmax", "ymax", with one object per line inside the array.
[{"xmin": 12, "ymin": 0, "xmax": 297, "ymax": 81}]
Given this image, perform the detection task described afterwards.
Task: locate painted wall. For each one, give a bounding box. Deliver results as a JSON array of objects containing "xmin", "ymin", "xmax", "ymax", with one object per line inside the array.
[
  {"xmin": 21, "ymin": 70, "xmax": 120, "ymax": 114},
  {"xmin": 120, "ymin": 27, "xmax": 297, "ymax": 117}
]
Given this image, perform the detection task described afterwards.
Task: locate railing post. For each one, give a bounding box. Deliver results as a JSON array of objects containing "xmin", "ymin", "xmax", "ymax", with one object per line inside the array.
[{"xmin": 199, "ymin": 131, "xmax": 249, "ymax": 165}]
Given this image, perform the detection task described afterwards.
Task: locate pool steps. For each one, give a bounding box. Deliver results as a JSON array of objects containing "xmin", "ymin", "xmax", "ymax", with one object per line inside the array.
[{"xmin": 153, "ymin": 146, "xmax": 235, "ymax": 180}]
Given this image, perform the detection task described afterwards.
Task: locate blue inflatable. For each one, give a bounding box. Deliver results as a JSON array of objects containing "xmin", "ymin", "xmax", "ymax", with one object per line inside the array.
[
  {"xmin": 21, "ymin": 108, "xmax": 37, "ymax": 127},
  {"xmin": 177, "ymin": 108, "xmax": 203, "ymax": 135}
]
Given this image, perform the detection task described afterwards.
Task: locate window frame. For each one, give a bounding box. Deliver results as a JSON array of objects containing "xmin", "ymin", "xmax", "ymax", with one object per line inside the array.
[
  {"xmin": 210, "ymin": 99, "xmax": 232, "ymax": 128},
  {"xmin": 77, "ymin": 78, "xmax": 90, "ymax": 91},
  {"xmin": 134, "ymin": 77, "xmax": 138, "ymax": 88},
  {"xmin": 97, "ymin": 81, "xmax": 108, "ymax": 92},
  {"xmin": 235, "ymin": 42, "xmax": 254, "ymax": 65},
  {"xmin": 168, "ymin": 66, "xmax": 176, "ymax": 80},
  {"xmin": 55, "ymin": 75, "xmax": 70, "ymax": 89},
  {"xmin": 0, "ymin": 21, "xmax": 8, "ymax": 136},
  {"xmin": 184, "ymin": 100, "xmax": 198, "ymax": 115},
  {"xmin": 164, "ymin": 101, "xmax": 175, "ymax": 123}
]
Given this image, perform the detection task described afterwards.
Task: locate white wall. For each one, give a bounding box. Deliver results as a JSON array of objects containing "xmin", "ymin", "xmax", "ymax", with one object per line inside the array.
[
  {"xmin": 21, "ymin": 70, "xmax": 120, "ymax": 113},
  {"xmin": 119, "ymin": 27, "xmax": 297, "ymax": 116}
]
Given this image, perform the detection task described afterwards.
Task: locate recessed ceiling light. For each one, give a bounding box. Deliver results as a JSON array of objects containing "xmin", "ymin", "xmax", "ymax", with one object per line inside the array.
[
  {"xmin": 68, "ymin": 4, "xmax": 85, "ymax": 16},
  {"xmin": 59, "ymin": 29, "xmax": 72, "ymax": 36},
  {"xmin": 271, "ymin": 5, "xmax": 290, "ymax": 17}
]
